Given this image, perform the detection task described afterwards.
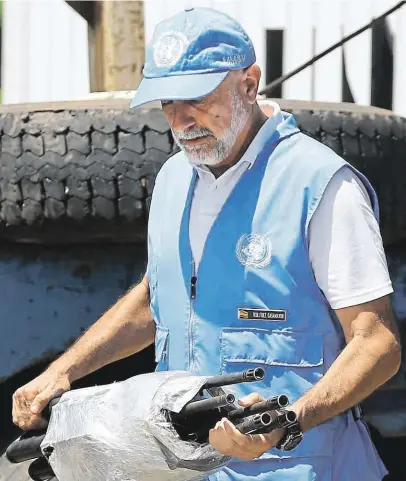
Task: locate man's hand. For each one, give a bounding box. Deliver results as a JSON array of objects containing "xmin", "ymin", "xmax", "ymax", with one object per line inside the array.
[
  {"xmin": 12, "ymin": 369, "xmax": 71, "ymax": 431},
  {"xmin": 12, "ymin": 276, "xmax": 154, "ymax": 431},
  {"xmin": 209, "ymin": 393, "xmax": 285, "ymax": 460}
]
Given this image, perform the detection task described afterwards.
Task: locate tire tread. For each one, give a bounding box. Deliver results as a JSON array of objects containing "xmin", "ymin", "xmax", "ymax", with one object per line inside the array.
[{"xmin": 0, "ymin": 103, "xmax": 403, "ymax": 244}]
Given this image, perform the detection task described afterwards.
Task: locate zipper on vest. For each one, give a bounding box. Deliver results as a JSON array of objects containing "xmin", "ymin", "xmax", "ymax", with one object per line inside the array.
[
  {"xmin": 189, "ymin": 261, "xmax": 197, "ymax": 369},
  {"xmin": 190, "ymin": 275, "xmax": 197, "ymax": 299}
]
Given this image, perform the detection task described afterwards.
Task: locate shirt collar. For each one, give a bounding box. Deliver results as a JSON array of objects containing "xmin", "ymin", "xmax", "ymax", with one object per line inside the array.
[{"xmin": 193, "ymin": 101, "xmax": 283, "ymax": 179}]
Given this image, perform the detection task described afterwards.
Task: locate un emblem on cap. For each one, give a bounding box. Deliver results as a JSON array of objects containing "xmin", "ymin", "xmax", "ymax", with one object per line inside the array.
[
  {"xmin": 153, "ymin": 31, "xmax": 188, "ymax": 68},
  {"xmin": 236, "ymin": 234, "xmax": 272, "ymax": 268}
]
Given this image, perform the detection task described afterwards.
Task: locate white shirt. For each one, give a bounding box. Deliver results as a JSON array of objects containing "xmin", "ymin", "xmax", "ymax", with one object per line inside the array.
[{"xmin": 189, "ymin": 103, "xmax": 393, "ymax": 310}]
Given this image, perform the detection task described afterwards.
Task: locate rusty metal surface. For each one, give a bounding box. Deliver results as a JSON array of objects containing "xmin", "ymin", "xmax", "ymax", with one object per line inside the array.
[
  {"xmin": 1, "ymin": 242, "xmax": 405, "ymax": 384},
  {"xmin": 0, "ymin": 243, "xmax": 146, "ymax": 382}
]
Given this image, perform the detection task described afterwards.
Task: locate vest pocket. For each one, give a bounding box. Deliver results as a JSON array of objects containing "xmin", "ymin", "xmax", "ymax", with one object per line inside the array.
[
  {"xmin": 219, "ymin": 327, "xmax": 336, "ymax": 459},
  {"xmin": 154, "ymin": 325, "xmax": 169, "ymax": 371}
]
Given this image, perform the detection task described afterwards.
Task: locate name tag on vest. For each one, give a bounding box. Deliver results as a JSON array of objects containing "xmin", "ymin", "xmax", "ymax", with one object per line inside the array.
[{"xmin": 238, "ymin": 308, "xmax": 287, "ymax": 321}]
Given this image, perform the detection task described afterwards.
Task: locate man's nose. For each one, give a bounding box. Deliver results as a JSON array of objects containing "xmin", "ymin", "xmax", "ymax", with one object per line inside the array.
[{"xmin": 166, "ymin": 101, "xmax": 196, "ymax": 132}]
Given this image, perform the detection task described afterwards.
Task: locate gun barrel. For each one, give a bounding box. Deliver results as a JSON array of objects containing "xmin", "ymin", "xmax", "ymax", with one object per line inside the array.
[
  {"xmin": 6, "ymin": 431, "xmax": 46, "ymax": 464},
  {"xmin": 254, "ymin": 410, "xmax": 297, "ymax": 435},
  {"xmin": 269, "ymin": 410, "xmax": 297, "ymax": 429},
  {"xmin": 28, "ymin": 457, "xmax": 55, "ymax": 481},
  {"xmin": 237, "ymin": 412, "xmax": 272, "ymax": 434},
  {"xmin": 228, "ymin": 395, "xmax": 289, "ymax": 421},
  {"xmin": 181, "ymin": 393, "xmax": 235, "ymax": 416},
  {"xmin": 203, "ymin": 368, "xmax": 265, "ymax": 390}
]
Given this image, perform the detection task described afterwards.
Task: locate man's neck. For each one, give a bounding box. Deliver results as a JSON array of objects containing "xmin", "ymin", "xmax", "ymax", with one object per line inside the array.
[{"xmin": 208, "ymin": 104, "xmax": 269, "ymax": 178}]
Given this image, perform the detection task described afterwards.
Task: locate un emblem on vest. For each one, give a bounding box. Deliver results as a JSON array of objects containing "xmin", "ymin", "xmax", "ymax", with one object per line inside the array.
[
  {"xmin": 236, "ymin": 234, "xmax": 272, "ymax": 268},
  {"xmin": 153, "ymin": 31, "xmax": 188, "ymax": 67}
]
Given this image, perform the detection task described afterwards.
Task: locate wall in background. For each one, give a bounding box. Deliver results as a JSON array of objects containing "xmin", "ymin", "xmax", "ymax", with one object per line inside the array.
[
  {"xmin": 2, "ymin": 0, "xmax": 406, "ymax": 116},
  {"xmin": 144, "ymin": 0, "xmax": 406, "ymax": 116},
  {"xmin": 1, "ymin": 0, "xmax": 89, "ymax": 105}
]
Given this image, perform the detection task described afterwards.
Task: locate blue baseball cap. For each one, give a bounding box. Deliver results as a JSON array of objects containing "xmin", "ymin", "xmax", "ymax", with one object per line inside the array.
[{"xmin": 130, "ymin": 7, "xmax": 256, "ymax": 108}]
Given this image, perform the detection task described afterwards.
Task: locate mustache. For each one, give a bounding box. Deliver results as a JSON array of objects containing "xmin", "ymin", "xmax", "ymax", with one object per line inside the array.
[{"xmin": 173, "ymin": 127, "xmax": 214, "ymax": 141}]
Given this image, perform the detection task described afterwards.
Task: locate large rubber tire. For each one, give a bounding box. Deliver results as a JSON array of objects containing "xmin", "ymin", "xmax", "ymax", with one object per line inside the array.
[{"xmin": 0, "ymin": 99, "xmax": 404, "ymax": 245}]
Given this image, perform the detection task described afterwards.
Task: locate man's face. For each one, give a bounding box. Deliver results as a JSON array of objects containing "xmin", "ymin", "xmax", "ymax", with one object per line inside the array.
[{"xmin": 161, "ymin": 72, "xmax": 251, "ymax": 166}]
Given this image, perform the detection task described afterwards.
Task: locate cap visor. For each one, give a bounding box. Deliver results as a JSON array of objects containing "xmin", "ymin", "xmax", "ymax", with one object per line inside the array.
[{"xmin": 130, "ymin": 71, "xmax": 229, "ymax": 108}]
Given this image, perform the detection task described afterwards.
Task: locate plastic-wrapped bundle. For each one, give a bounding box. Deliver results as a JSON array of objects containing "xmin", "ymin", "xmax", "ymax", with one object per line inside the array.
[
  {"xmin": 40, "ymin": 371, "xmax": 231, "ymax": 481},
  {"xmin": 6, "ymin": 367, "xmax": 294, "ymax": 481}
]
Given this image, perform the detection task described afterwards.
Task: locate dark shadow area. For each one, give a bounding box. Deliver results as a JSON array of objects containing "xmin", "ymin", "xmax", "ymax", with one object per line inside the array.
[
  {"xmin": 371, "ymin": 18, "xmax": 393, "ymax": 110},
  {"xmin": 341, "ymin": 48, "xmax": 355, "ymax": 103},
  {"xmin": 0, "ymin": 241, "xmax": 150, "ymax": 455},
  {"xmin": 0, "ymin": 346, "xmax": 156, "ymax": 456},
  {"xmin": 266, "ymin": 30, "xmax": 284, "ymax": 99},
  {"xmin": 370, "ymin": 425, "xmax": 406, "ymax": 481}
]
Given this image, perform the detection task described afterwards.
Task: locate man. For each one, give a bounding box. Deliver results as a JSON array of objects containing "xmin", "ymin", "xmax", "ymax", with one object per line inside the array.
[{"xmin": 13, "ymin": 7, "xmax": 400, "ymax": 481}]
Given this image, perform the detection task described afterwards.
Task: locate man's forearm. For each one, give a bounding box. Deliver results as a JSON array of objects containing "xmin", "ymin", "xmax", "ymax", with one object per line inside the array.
[
  {"xmin": 291, "ymin": 313, "xmax": 401, "ymax": 432},
  {"xmin": 48, "ymin": 275, "xmax": 155, "ymax": 383}
]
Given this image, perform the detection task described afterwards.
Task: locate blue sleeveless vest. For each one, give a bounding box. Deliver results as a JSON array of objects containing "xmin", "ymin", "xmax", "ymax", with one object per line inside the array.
[{"xmin": 147, "ymin": 111, "xmax": 388, "ymax": 481}]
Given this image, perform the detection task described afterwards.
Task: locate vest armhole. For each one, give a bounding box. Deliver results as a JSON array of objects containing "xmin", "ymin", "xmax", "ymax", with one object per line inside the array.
[
  {"xmin": 303, "ymin": 165, "xmax": 343, "ymax": 246},
  {"xmin": 303, "ymin": 164, "xmax": 379, "ymax": 247}
]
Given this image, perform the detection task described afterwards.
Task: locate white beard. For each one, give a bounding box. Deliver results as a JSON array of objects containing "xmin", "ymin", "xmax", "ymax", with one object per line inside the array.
[{"xmin": 171, "ymin": 90, "xmax": 250, "ymax": 166}]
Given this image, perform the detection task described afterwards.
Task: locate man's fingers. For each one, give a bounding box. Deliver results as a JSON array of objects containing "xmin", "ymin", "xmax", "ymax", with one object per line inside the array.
[
  {"xmin": 13, "ymin": 389, "xmax": 31, "ymax": 426},
  {"xmin": 30, "ymin": 416, "xmax": 48, "ymax": 430},
  {"xmin": 31, "ymin": 382, "xmax": 65, "ymax": 414},
  {"xmin": 209, "ymin": 421, "xmax": 234, "ymax": 454},
  {"xmin": 30, "ymin": 392, "xmax": 49, "ymax": 414},
  {"xmin": 214, "ymin": 419, "xmax": 259, "ymax": 447},
  {"xmin": 223, "ymin": 419, "xmax": 267, "ymax": 450},
  {"xmin": 209, "ymin": 420, "xmax": 264, "ymax": 459},
  {"xmin": 20, "ymin": 414, "xmax": 47, "ymax": 430},
  {"xmin": 223, "ymin": 419, "xmax": 250, "ymax": 446},
  {"xmin": 12, "ymin": 391, "xmax": 34, "ymax": 429},
  {"xmin": 209, "ymin": 413, "xmax": 279, "ymax": 460},
  {"xmin": 238, "ymin": 392, "xmax": 264, "ymax": 407},
  {"xmin": 12, "ymin": 392, "xmax": 20, "ymax": 418},
  {"xmin": 12, "ymin": 385, "xmax": 49, "ymax": 429},
  {"xmin": 12, "ymin": 372, "xmax": 70, "ymax": 431}
]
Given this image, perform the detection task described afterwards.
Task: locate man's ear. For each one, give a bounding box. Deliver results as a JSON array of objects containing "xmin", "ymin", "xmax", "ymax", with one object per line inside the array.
[{"xmin": 242, "ymin": 64, "xmax": 261, "ymax": 104}]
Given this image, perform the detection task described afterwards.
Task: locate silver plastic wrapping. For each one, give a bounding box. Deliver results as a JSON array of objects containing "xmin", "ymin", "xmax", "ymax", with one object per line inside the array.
[{"xmin": 41, "ymin": 371, "xmax": 231, "ymax": 481}]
